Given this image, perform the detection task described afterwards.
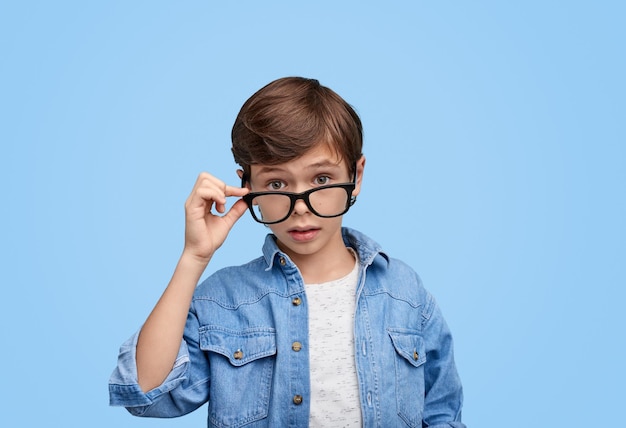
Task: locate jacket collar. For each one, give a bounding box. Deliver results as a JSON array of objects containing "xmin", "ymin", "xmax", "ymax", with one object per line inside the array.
[{"xmin": 261, "ymin": 227, "xmax": 388, "ymax": 270}]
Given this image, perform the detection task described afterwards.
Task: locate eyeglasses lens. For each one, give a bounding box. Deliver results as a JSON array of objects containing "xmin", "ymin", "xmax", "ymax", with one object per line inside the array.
[{"xmin": 250, "ymin": 186, "xmax": 349, "ymax": 224}]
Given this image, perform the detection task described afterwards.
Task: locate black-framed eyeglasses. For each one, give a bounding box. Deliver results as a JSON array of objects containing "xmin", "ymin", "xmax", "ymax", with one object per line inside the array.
[{"xmin": 241, "ymin": 170, "xmax": 357, "ymax": 225}]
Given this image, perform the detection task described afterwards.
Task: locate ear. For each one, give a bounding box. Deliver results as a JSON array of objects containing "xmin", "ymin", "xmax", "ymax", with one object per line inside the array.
[
  {"xmin": 236, "ymin": 169, "xmax": 250, "ymax": 189},
  {"xmin": 352, "ymin": 155, "xmax": 366, "ymax": 197}
]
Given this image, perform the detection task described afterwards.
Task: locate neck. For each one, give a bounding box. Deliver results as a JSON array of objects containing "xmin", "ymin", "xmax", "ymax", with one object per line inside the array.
[{"xmin": 280, "ymin": 236, "xmax": 355, "ymax": 284}]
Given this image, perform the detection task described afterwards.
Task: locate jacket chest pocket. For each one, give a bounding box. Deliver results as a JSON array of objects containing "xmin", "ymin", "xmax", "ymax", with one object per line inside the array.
[
  {"xmin": 388, "ymin": 329, "xmax": 427, "ymax": 428},
  {"xmin": 200, "ymin": 327, "xmax": 277, "ymax": 428}
]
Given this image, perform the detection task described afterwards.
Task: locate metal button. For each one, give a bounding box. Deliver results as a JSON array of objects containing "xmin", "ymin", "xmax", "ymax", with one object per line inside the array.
[
  {"xmin": 233, "ymin": 350, "xmax": 243, "ymax": 360},
  {"xmin": 292, "ymin": 297, "xmax": 302, "ymax": 306},
  {"xmin": 292, "ymin": 342, "xmax": 302, "ymax": 352},
  {"xmin": 293, "ymin": 395, "xmax": 303, "ymax": 405},
  {"xmin": 413, "ymin": 350, "xmax": 419, "ymax": 361},
  {"xmin": 279, "ymin": 257, "xmax": 286, "ymax": 266}
]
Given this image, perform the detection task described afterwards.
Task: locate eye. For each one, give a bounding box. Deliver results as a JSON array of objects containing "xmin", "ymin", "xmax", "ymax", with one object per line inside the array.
[
  {"xmin": 268, "ymin": 180, "xmax": 285, "ymax": 191},
  {"xmin": 314, "ymin": 175, "xmax": 330, "ymax": 186}
]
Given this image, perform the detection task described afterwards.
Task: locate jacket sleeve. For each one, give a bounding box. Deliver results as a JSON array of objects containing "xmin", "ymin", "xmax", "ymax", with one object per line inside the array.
[
  {"xmin": 421, "ymin": 292, "xmax": 466, "ymax": 428},
  {"xmin": 108, "ymin": 306, "xmax": 210, "ymax": 417}
]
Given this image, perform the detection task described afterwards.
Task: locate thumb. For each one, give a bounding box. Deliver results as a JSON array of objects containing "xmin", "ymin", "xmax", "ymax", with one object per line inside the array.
[{"xmin": 222, "ymin": 198, "xmax": 249, "ymax": 226}]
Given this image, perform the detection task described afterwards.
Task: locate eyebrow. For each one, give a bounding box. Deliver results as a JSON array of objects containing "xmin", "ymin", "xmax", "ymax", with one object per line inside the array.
[
  {"xmin": 254, "ymin": 160, "xmax": 343, "ymax": 176},
  {"xmin": 307, "ymin": 160, "xmax": 343, "ymax": 170},
  {"xmin": 254, "ymin": 166, "xmax": 285, "ymax": 175}
]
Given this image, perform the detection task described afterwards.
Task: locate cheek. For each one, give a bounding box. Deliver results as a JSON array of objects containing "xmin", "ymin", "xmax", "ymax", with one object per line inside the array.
[
  {"xmin": 318, "ymin": 216, "xmax": 345, "ymax": 232},
  {"xmin": 266, "ymin": 223, "xmax": 285, "ymax": 236}
]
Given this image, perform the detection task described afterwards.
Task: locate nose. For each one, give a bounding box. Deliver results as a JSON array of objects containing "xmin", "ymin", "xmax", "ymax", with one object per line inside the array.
[{"xmin": 291, "ymin": 196, "xmax": 310, "ymax": 216}]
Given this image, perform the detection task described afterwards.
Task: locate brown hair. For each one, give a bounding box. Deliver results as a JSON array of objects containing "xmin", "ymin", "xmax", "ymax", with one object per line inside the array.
[{"xmin": 231, "ymin": 77, "xmax": 363, "ymax": 177}]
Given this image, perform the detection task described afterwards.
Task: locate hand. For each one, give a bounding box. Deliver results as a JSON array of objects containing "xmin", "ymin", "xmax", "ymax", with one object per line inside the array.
[{"xmin": 182, "ymin": 172, "xmax": 250, "ymax": 263}]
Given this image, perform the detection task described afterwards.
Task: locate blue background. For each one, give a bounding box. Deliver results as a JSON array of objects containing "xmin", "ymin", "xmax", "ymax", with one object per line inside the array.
[{"xmin": 1, "ymin": 1, "xmax": 624, "ymax": 426}]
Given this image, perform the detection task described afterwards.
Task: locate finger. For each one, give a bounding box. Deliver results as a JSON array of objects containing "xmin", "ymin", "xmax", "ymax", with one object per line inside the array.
[
  {"xmin": 191, "ymin": 172, "xmax": 228, "ymax": 196},
  {"xmin": 207, "ymin": 186, "xmax": 248, "ymax": 214},
  {"xmin": 186, "ymin": 174, "xmax": 247, "ymax": 215},
  {"xmin": 214, "ymin": 201, "xmax": 226, "ymax": 214},
  {"xmin": 186, "ymin": 186, "xmax": 226, "ymax": 211},
  {"xmin": 223, "ymin": 185, "xmax": 250, "ymax": 198},
  {"xmin": 222, "ymin": 199, "xmax": 250, "ymax": 227},
  {"xmin": 192, "ymin": 172, "xmax": 219, "ymax": 191}
]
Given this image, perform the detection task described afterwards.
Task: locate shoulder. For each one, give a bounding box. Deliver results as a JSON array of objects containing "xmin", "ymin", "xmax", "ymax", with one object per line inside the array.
[
  {"xmin": 192, "ymin": 256, "xmax": 281, "ymax": 305},
  {"xmin": 359, "ymin": 245, "xmax": 431, "ymax": 310},
  {"xmin": 367, "ymin": 254, "xmax": 426, "ymax": 293}
]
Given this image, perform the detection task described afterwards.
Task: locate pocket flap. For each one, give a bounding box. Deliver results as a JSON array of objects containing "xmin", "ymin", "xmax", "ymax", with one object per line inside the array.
[
  {"xmin": 388, "ymin": 329, "xmax": 426, "ymax": 368},
  {"xmin": 199, "ymin": 327, "xmax": 277, "ymax": 367}
]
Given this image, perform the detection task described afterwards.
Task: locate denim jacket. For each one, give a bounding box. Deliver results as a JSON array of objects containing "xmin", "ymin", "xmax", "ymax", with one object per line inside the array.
[{"xmin": 109, "ymin": 227, "xmax": 465, "ymax": 428}]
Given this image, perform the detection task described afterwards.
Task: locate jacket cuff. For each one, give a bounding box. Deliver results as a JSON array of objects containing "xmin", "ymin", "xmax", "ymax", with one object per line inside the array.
[{"xmin": 108, "ymin": 330, "xmax": 190, "ymax": 409}]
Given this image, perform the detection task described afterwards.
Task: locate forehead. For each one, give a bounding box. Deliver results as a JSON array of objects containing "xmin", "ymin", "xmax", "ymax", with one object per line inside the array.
[{"xmin": 250, "ymin": 144, "xmax": 348, "ymax": 177}]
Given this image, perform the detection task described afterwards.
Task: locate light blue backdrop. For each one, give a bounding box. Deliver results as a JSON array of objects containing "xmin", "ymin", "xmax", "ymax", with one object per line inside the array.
[{"xmin": 1, "ymin": 1, "xmax": 624, "ymax": 427}]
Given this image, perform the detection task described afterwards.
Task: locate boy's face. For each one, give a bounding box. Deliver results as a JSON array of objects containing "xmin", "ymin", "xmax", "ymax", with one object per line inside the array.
[{"xmin": 245, "ymin": 144, "xmax": 365, "ymax": 261}]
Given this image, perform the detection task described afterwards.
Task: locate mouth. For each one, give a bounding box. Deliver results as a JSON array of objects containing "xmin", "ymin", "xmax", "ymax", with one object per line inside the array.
[{"xmin": 287, "ymin": 227, "xmax": 320, "ymax": 242}]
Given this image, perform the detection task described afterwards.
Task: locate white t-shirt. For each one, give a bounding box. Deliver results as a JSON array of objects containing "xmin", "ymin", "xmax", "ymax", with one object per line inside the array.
[{"xmin": 305, "ymin": 249, "xmax": 362, "ymax": 427}]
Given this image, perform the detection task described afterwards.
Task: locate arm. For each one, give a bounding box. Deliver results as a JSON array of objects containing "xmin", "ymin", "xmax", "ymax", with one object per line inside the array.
[
  {"xmin": 421, "ymin": 293, "xmax": 466, "ymax": 428},
  {"xmin": 136, "ymin": 172, "xmax": 249, "ymax": 392}
]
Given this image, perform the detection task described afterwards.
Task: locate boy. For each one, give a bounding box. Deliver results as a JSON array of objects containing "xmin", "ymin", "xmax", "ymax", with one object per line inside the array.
[{"xmin": 109, "ymin": 77, "xmax": 465, "ymax": 427}]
